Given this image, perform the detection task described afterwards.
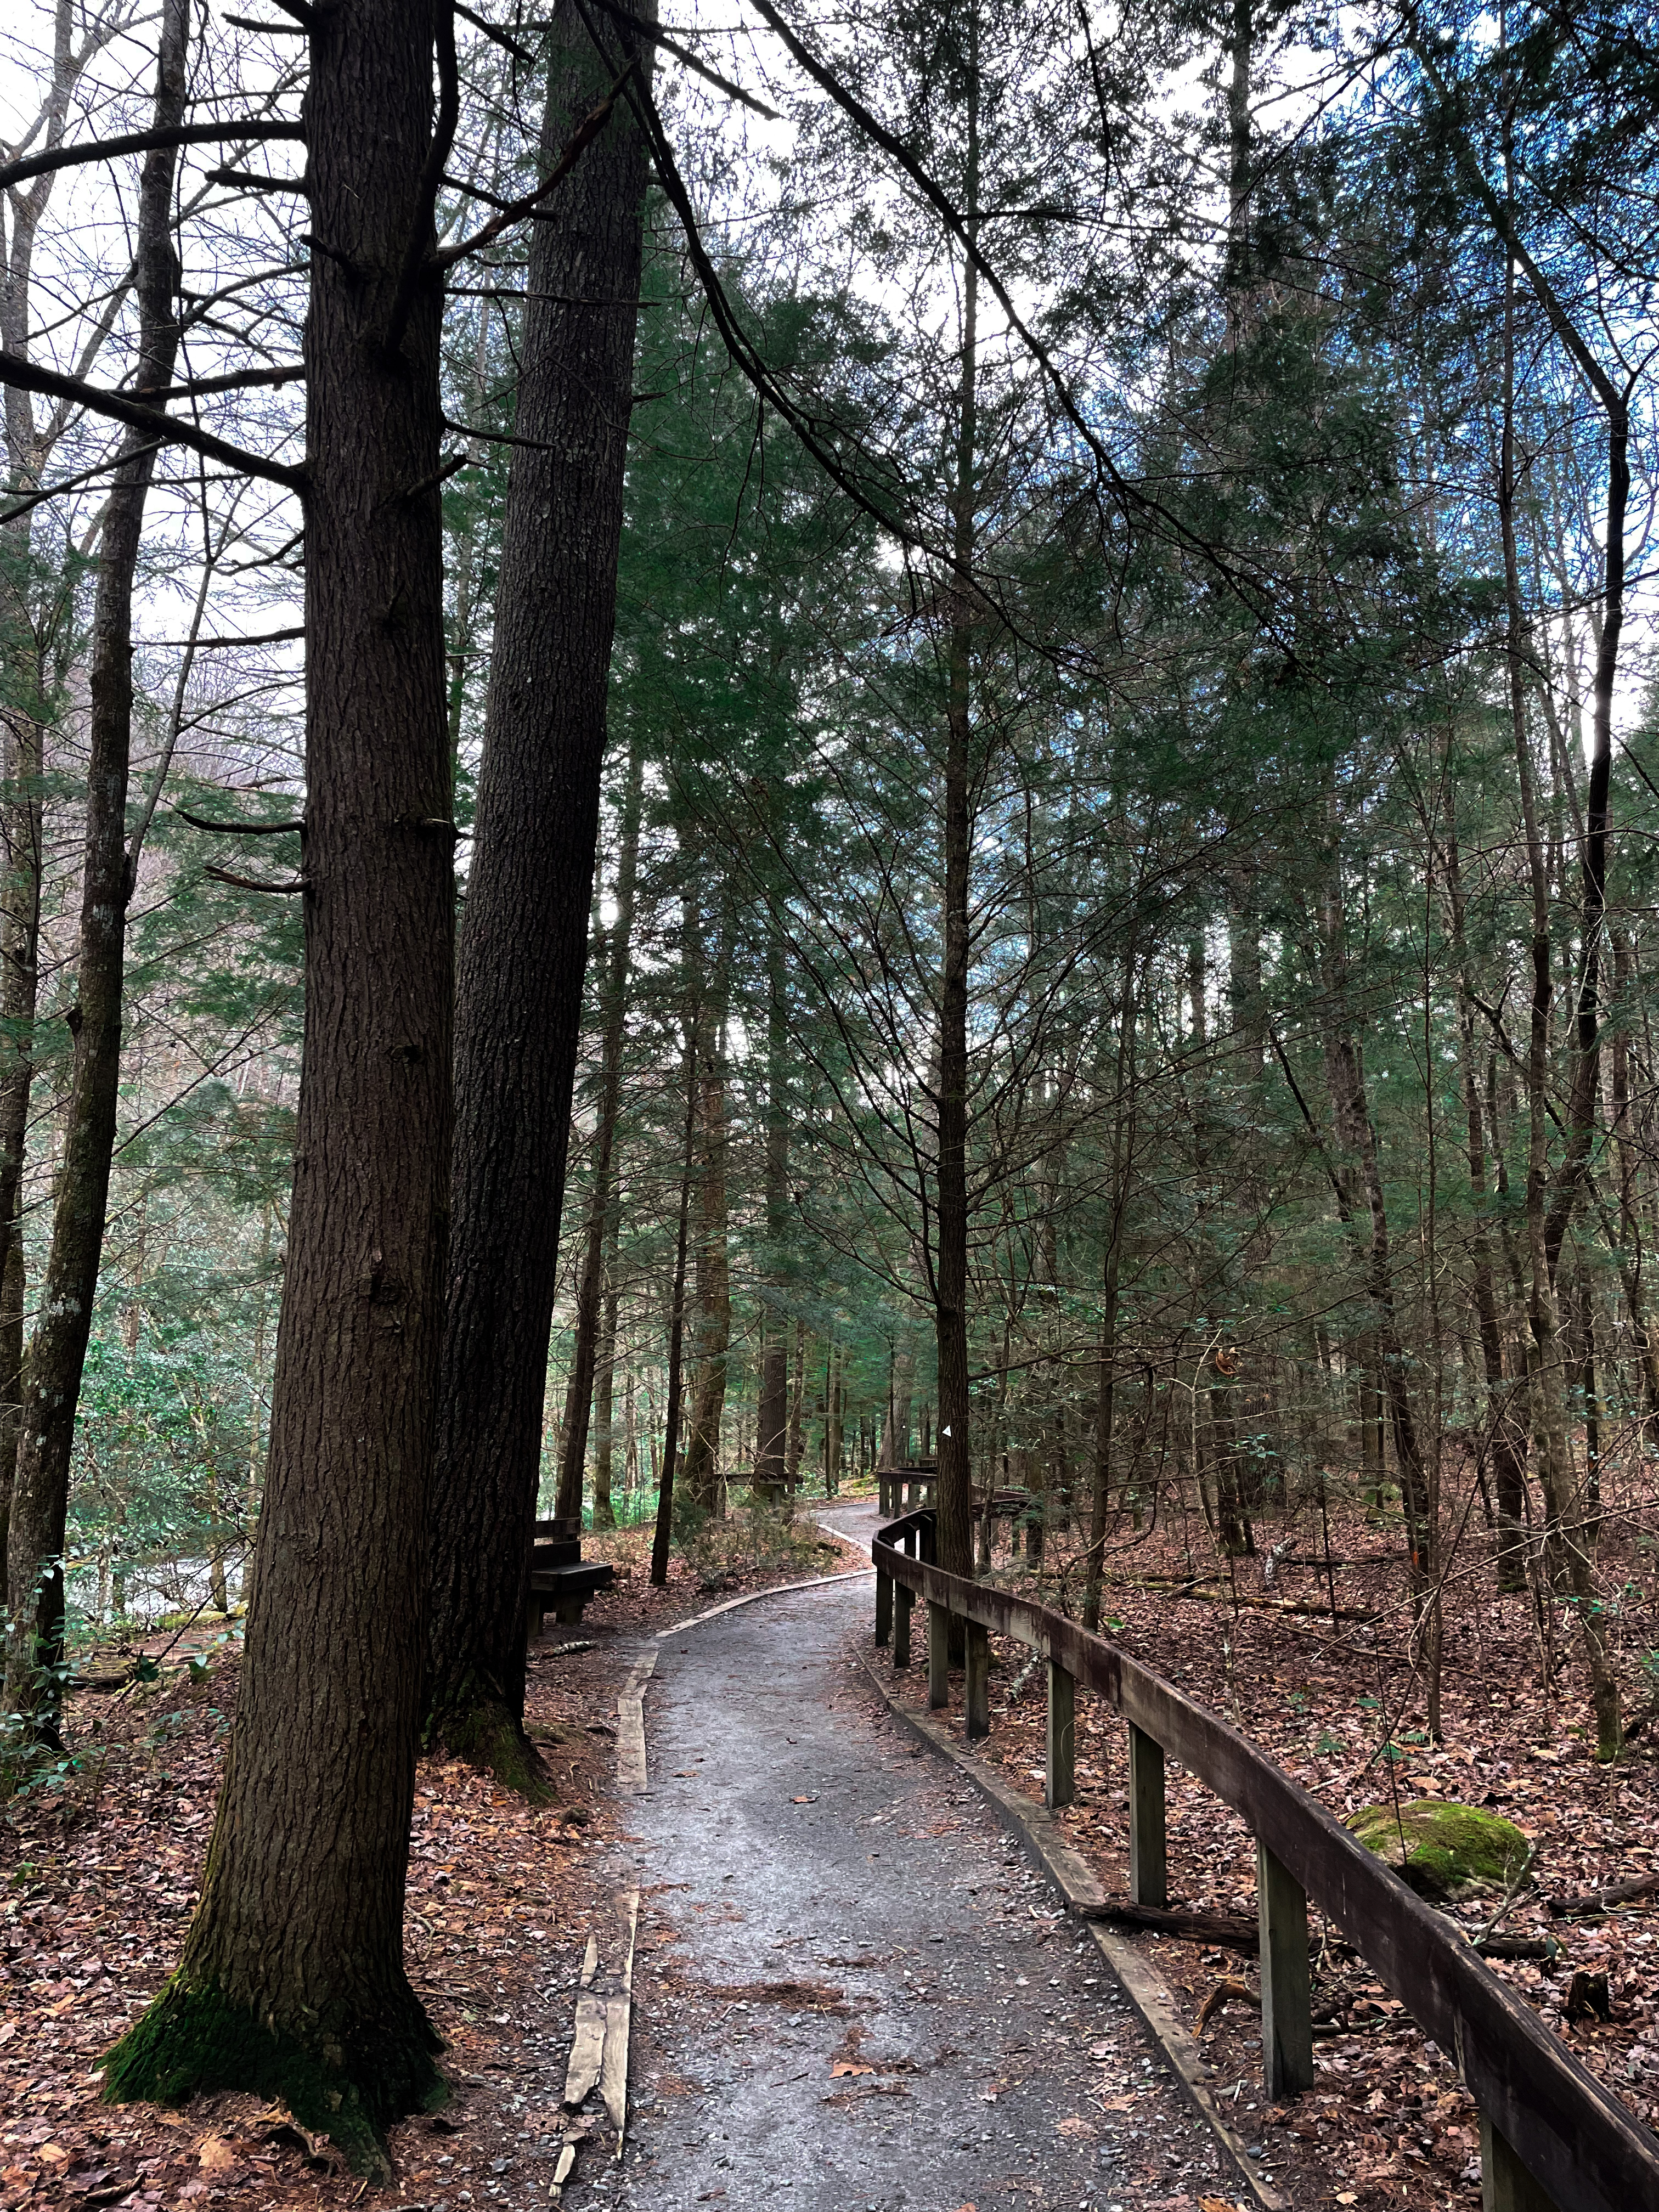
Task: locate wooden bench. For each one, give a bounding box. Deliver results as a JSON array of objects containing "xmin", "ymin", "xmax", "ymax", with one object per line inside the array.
[
  {"xmin": 526, "ymin": 1561, "xmax": 614, "ymax": 1639},
  {"xmin": 524, "ymin": 1516, "xmax": 615, "ymax": 1641}
]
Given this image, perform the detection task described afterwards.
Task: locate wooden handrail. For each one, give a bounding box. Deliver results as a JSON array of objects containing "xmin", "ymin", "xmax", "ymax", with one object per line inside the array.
[{"xmin": 872, "ymin": 1509, "xmax": 1659, "ymax": 2212}]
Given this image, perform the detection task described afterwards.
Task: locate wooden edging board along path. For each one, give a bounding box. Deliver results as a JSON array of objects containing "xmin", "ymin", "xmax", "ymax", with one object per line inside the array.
[{"xmin": 872, "ymin": 1506, "xmax": 1659, "ymax": 2212}]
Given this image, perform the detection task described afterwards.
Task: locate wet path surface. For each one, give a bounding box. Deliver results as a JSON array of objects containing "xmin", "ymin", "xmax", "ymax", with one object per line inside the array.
[{"xmin": 571, "ymin": 1509, "xmax": 1243, "ymax": 2212}]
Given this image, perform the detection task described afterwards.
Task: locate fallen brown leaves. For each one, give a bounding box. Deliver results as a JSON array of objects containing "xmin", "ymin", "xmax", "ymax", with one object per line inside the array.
[
  {"xmin": 0, "ymin": 1623, "xmax": 630, "ymax": 2209},
  {"xmin": 0, "ymin": 1516, "xmax": 864, "ymax": 2208}
]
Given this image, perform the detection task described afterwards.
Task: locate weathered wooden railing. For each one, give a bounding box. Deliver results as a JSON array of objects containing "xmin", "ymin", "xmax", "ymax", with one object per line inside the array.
[
  {"xmin": 872, "ymin": 1508, "xmax": 1659, "ymax": 2212},
  {"xmin": 875, "ymin": 1463, "xmax": 937, "ymax": 1517}
]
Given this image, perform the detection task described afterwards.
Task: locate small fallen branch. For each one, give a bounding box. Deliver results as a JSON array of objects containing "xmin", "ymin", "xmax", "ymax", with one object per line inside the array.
[
  {"xmin": 1549, "ymin": 1870, "xmax": 1659, "ymax": 1918},
  {"xmin": 1470, "ymin": 1934, "xmax": 1560, "ymax": 1961}
]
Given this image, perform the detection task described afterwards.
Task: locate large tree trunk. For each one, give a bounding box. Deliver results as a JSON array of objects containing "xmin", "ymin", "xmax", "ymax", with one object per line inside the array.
[
  {"xmin": 1222, "ymin": 0, "xmax": 1254, "ymax": 330},
  {"xmin": 1609, "ymin": 925, "xmax": 1659, "ymax": 1420},
  {"xmin": 592, "ymin": 1266, "xmax": 619, "ymax": 1530},
  {"xmin": 557, "ymin": 731, "xmax": 644, "ymax": 1520},
  {"xmin": 0, "ymin": 123, "xmax": 55, "ymax": 1573},
  {"xmin": 1085, "ymin": 951, "xmax": 1138, "ymax": 1622},
  {"xmin": 0, "ymin": 686, "xmax": 43, "ymax": 1576},
  {"xmin": 826, "ymin": 1344, "xmax": 843, "ymax": 1495},
  {"xmin": 4, "ymin": 0, "xmax": 190, "ymax": 1740},
  {"xmin": 1444, "ymin": 820, "xmax": 1531, "ymax": 1591},
  {"xmin": 1314, "ymin": 845, "xmax": 1431, "ymax": 1577},
  {"xmin": 753, "ymin": 932, "xmax": 789, "ymax": 1500},
  {"xmin": 103, "ymin": 0, "xmax": 454, "ymax": 2168},
  {"xmin": 682, "ymin": 995, "xmax": 732, "ymax": 1514},
  {"xmin": 932, "ymin": 7, "xmax": 979, "ymax": 1594},
  {"xmin": 424, "ymin": 0, "xmax": 653, "ymax": 1781},
  {"xmin": 650, "ymin": 984, "xmax": 698, "ymax": 1587},
  {"xmin": 786, "ymin": 1318, "xmax": 805, "ymax": 1489}
]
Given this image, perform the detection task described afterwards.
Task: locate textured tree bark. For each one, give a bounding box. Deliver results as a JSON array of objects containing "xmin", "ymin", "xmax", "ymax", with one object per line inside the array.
[
  {"xmin": 1446, "ymin": 821, "xmax": 1531, "ymax": 1592},
  {"xmin": 103, "ymin": 0, "xmax": 454, "ymax": 2165},
  {"xmin": 424, "ymin": 0, "xmax": 653, "ymax": 1780},
  {"xmin": 827, "ymin": 1344, "xmax": 843, "ymax": 1494},
  {"xmin": 1608, "ymin": 927, "xmax": 1659, "ymax": 1420},
  {"xmin": 592, "ymin": 1268, "xmax": 618, "ymax": 1529},
  {"xmin": 682, "ymin": 915, "xmax": 731, "ymax": 1516},
  {"xmin": 1222, "ymin": 0, "xmax": 1254, "ymax": 331},
  {"xmin": 1085, "ymin": 952, "xmax": 1137, "ymax": 1625},
  {"xmin": 556, "ymin": 731, "xmax": 643, "ymax": 1522},
  {"xmin": 650, "ymin": 1000, "xmax": 698, "ymax": 1587},
  {"xmin": 0, "ymin": 128, "xmax": 54, "ymax": 1567},
  {"xmin": 753, "ymin": 933, "xmax": 789, "ymax": 1500},
  {"xmin": 786, "ymin": 1316, "xmax": 805, "ymax": 1489},
  {"xmin": 555, "ymin": 915, "xmax": 612, "ymax": 1523},
  {"xmin": 0, "ymin": 703, "xmax": 42, "ymax": 1575},
  {"xmin": 933, "ymin": 8, "xmax": 979, "ymax": 1596},
  {"xmin": 4, "ymin": 0, "xmax": 190, "ymax": 1740}
]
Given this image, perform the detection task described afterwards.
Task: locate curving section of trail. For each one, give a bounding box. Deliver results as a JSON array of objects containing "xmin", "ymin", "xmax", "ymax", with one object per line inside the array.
[{"xmin": 580, "ymin": 1509, "xmax": 1246, "ymax": 2212}]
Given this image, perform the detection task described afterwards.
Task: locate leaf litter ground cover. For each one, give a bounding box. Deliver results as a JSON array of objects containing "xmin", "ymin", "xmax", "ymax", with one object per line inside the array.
[
  {"xmin": 0, "ymin": 1513, "xmax": 865, "ymax": 2207},
  {"xmin": 877, "ymin": 1497, "xmax": 1659, "ymax": 2211}
]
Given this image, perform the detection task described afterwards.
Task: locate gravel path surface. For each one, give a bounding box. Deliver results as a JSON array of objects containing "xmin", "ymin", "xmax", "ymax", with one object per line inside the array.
[{"xmin": 571, "ymin": 1505, "xmax": 1245, "ymax": 2212}]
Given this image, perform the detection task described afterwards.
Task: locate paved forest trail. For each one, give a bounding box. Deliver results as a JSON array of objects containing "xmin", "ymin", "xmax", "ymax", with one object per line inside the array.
[{"xmin": 570, "ymin": 1503, "xmax": 1247, "ymax": 2212}]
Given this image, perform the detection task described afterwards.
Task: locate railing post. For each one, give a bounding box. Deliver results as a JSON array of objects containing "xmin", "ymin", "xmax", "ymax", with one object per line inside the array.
[
  {"xmin": 1128, "ymin": 1723, "xmax": 1167, "ymax": 1908},
  {"xmin": 1046, "ymin": 1660, "xmax": 1075, "ymax": 1809},
  {"xmin": 1257, "ymin": 1839, "xmax": 1314, "ymax": 2099},
  {"xmin": 927, "ymin": 1600, "xmax": 950, "ymax": 1709},
  {"xmin": 964, "ymin": 1621, "xmax": 990, "ymax": 1739},
  {"xmin": 893, "ymin": 1580, "xmax": 912, "ymax": 1669},
  {"xmin": 1479, "ymin": 2115, "xmax": 1557, "ymax": 2212},
  {"xmin": 875, "ymin": 1564, "xmax": 891, "ymax": 1647}
]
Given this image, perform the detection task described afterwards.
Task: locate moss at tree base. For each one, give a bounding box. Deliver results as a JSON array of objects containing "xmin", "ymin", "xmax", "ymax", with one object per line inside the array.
[
  {"xmin": 1347, "ymin": 1798, "xmax": 1531, "ymax": 1900},
  {"xmin": 426, "ymin": 1686, "xmax": 556, "ymax": 1804},
  {"xmin": 102, "ymin": 1972, "xmax": 446, "ymax": 2180}
]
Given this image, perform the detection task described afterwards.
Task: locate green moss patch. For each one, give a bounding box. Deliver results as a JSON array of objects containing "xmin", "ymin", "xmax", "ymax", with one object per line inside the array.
[
  {"xmin": 1346, "ymin": 1798, "xmax": 1531, "ymax": 1900},
  {"xmin": 102, "ymin": 1973, "xmax": 445, "ymax": 2180}
]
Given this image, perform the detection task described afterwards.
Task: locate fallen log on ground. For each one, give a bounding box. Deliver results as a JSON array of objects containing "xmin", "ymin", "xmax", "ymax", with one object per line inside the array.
[
  {"xmin": 1550, "ymin": 1871, "xmax": 1659, "ymax": 1918},
  {"xmin": 1087, "ymin": 1901, "xmax": 1261, "ymax": 1949}
]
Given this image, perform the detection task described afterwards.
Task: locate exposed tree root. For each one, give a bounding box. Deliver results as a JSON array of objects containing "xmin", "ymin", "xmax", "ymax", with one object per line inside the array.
[{"xmin": 426, "ymin": 1684, "xmax": 557, "ymax": 1805}]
